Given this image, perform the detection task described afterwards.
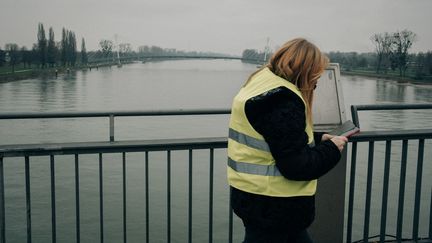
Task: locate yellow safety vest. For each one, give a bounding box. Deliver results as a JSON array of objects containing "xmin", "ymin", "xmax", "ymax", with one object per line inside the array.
[{"xmin": 227, "ymin": 67, "xmax": 317, "ymax": 197}]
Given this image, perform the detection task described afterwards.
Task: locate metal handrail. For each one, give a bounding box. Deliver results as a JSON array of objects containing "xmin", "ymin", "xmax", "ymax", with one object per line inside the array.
[
  {"xmin": 0, "ymin": 109, "xmax": 231, "ymax": 142},
  {"xmin": 351, "ymin": 103, "xmax": 432, "ymax": 128},
  {"xmin": 0, "ymin": 137, "xmax": 228, "ymax": 158},
  {"xmin": 0, "ymin": 109, "xmax": 231, "ymax": 119}
]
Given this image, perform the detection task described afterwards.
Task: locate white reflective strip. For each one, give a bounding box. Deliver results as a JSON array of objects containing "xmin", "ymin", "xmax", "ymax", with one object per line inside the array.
[
  {"xmin": 229, "ymin": 128, "xmax": 315, "ymax": 150},
  {"xmin": 229, "ymin": 128, "xmax": 270, "ymax": 152},
  {"xmin": 228, "ymin": 157, "xmax": 282, "ymax": 177}
]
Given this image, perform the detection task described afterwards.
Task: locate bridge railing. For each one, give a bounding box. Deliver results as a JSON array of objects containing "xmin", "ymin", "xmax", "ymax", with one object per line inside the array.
[
  {"xmin": 347, "ymin": 104, "xmax": 432, "ymax": 243},
  {"xmin": 1, "ymin": 105, "xmax": 432, "ymax": 243},
  {"xmin": 0, "ymin": 110, "xmax": 233, "ymax": 243}
]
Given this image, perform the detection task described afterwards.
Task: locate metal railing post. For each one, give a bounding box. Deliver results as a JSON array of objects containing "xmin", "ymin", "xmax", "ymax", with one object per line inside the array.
[
  {"xmin": 412, "ymin": 139, "xmax": 425, "ymax": 241},
  {"xmin": 0, "ymin": 157, "xmax": 5, "ymax": 243},
  {"xmin": 363, "ymin": 142, "xmax": 375, "ymax": 242},
  {"xmin": 25, "ymin": 156, "xmax": 31, "ymax": 243},
  {"xmin": 109, "ymin": 115, "xmax": 115, "ymax": 142},
  {"xmin": 50, "ymin": 155, "xmax": 56, "ymax": 243},
  {"xmin": 396, "ymin": 140, "xmax": 409, "ymax": 241},
  {"xmin": 380, "ymin": 140, "xmax": 392, "ymax": 243},
  {"xmin": 99, "ymin": 153, "xmax": 104, "ymax": 243}
]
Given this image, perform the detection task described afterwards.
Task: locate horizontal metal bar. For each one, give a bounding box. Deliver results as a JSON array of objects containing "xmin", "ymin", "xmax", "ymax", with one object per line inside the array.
[
  {"xmin": 0, "ymin": 109, "xmax": 231, "ymax": 120},
  {"xmin": 349, "ymin": 129, "xmax": 432, "ymax": 142},
  {"xmin": 0, "ymin": 137, "xmax": 228, "ymax": 158},
  {"xmin": 351, "ymin": 104, "xmax": 432, "ymax": 129},
  {"xmin": 1, "ymin": 127, "xmax": 431, "ymax": 158},
  {"xmin": 353, "ymin": 104, "xmax": 432, "ymax": 111}
]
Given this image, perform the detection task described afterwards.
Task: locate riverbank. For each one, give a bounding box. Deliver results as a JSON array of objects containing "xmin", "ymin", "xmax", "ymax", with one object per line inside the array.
[
  {"xmin": 0, "ymin": 61, "xmax": 131, "ymax": 83},
  {"xmin": 341, "ymin": 70, "xmax": 432, "ymax": 85}
]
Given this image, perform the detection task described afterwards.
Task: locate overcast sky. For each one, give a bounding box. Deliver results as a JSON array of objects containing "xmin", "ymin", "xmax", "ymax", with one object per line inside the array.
[{"xmin": 1, "ymin": 0, "xmax": 431, "ymax": 55}]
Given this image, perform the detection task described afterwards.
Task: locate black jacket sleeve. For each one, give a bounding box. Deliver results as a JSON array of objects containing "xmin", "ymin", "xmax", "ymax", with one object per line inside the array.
[
  {"xmin": 313, "ymin": 132, "xmax": 325, "ymax": 144},
  {"xmin": 245, "ymin": 86, "xmax": 341, "ymax": 181}
]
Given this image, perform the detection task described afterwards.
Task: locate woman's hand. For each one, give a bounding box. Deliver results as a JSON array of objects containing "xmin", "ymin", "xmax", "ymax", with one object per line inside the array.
[
  {"xmin": 321, "ymin": 133, "xmax": 335, "ymax": 142},
  {"xmin": 330, "ymin": 136, "xmax": 348, "ymax": 152}
]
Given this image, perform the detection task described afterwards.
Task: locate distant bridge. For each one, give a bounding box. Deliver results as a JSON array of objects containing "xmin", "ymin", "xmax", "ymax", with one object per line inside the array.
[
  {"xmin": 139, "ymin": 55, "xmax": 243, "ymax": 61},
  {"xmin": 87, "ymin": 54, "xmax": 263, "ymax": 65}
]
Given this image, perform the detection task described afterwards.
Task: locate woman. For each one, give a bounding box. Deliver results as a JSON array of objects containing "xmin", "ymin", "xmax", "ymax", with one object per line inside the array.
[{"xmin": 227, "ymin": 38, "xmax": 347, "ymax": 243}]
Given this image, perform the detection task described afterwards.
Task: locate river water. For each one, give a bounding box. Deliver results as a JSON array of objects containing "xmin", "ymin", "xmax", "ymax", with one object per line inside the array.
[{"xmin": 0, "ymin": 60, "xmax": 431, "ymax": 242}]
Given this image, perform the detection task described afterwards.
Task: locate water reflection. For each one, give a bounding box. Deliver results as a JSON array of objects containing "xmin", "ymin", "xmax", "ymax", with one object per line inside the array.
[
  {"xmin": 1, "ymin": 61, "xmax": 432, "ymax": 242},
  {"xmin": 414, "ymin": 85, "xmax": 432, "ymax": 103},
  {"xmin": 375, "ymin": 80, "xmax": 407, "ymax": 103}
]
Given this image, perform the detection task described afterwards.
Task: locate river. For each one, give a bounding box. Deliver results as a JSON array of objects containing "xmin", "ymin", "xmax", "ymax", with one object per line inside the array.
[{"xmin": 0, "ymin": 60, "xmax": 431, "ymax": 242}]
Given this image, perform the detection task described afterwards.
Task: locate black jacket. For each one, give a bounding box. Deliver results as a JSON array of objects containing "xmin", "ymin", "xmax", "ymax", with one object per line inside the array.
[{"xmin": 230, "ymin": 86, "xmax": 341, "ymax": 232}]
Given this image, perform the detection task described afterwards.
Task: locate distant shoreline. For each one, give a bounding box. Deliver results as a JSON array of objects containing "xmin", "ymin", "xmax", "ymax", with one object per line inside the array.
[
  {"xmin": 2, "ymin": 62, "xmax": 432, "ymax": 86},
  {"xmin": 0, "ymin": 62, "xmax": 128, "ymax": 83},
  {"xmin": 341, "ymin": 70, "xmax": 432, "ymax": 85}
]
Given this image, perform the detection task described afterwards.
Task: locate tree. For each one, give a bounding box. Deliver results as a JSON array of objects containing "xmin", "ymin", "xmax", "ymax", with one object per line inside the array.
[
  {"xmin": 81, "ymin": 38, "xmax": 88, "ymax": 65},
  {"xmin": 69, "ymin": 31, "xmax": 77, "ymax": 66},
  {"xmin": 391, "ymin": 29, "xmax": 417, "ymax": 77},
  {"xmin": 0, "ymin": 48, "xmax": 5, "ymax": 67},
  {"xmin": 425, "ymin": 51, "xmax": 432, "ymax": 75},
  {"xmin": 138, "ymin": 45, "xmax": 150, "ymax": 55},
  {"xmin": 242, "ymin": 49, "xmax": 260, "ymax": 62},
  {"xmin": 5, "ymin": 43, "xmax": 20, "ymax": 72},
  {"xmin": 370, "ymin": 32, "xmax": 393, "ymax": 73},
  {"xmin": 47, "ymin": 27, "xmax": 57, "ymax": 67},
  {"xmin": 30, "ymin": 44, "xmax": 39, "ymax": 68},
  {"xmin": 99, "ymin": 39, "xmax": 113, "ymax": 60},
  {"xmin": 37, "ymin": 23, "xmax": 47, "ymax": 68},
  {"xmin": 20, "ymin": 46, "xmax": 30, "ymax": 68},
  {"xmin": 150, "ymin": 45, "xmax": 163, "ymax": 56},
  {"xmin": 119, "ymin": 43, "xmax": 132, "ymax": 57}
]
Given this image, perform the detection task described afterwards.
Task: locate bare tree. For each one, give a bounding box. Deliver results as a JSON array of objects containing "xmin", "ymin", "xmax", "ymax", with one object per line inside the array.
[
  {"xmin": 370, "ymin": 32, "xmax": 393, "ymax": 73},
  {"xmin": 391, "ymin": 29, "xmax": 417, "ymax": 77}
]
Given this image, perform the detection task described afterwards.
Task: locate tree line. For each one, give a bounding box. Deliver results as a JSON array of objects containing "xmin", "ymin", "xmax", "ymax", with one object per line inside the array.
[
  {"xmin": 94, "ymin": 41, "xmax": 229, "ymax": 60},
  {"xmin": 0, "ymin": 23, "xmax": 88, "ymax": 72},
  {"xmin": 327, "ymin": 51, "xmax": 432, "ymax": 79},
  {"xmin": 242, "ymin": 29, "xmax": 432, "ymax": 80},
  {"xmin": 241, "ymin": 49, "xmax": 272, "ymax": 64}
]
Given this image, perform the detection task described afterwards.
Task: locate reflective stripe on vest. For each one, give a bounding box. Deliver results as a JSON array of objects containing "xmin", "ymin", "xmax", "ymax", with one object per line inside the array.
[
  {"xmin": 228, "ymin": 157, "xmax": 282, "ymax": 176},
  {"xmin": 229, "ymin": 128, "xmax": 315, "ymax": 153},
  {"xmin": 229, "ymin": 128, "xmax": 271, "ymax": 152}
]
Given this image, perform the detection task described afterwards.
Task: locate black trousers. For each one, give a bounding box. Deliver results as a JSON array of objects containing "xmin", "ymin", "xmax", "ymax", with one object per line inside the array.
[{"xmin": 243, "ymin": 224, "xmax": 313, "ymax": 243}]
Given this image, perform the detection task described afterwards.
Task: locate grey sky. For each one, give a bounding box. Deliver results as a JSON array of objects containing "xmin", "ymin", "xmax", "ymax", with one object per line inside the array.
[{"xmin": 1, "ymin": 0, "xmax": 431, "ymax": 55}]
